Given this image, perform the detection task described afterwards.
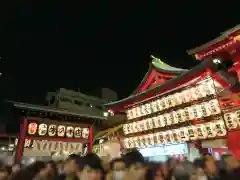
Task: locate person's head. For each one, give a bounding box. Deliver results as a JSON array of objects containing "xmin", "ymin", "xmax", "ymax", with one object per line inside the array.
[
  {"xmin": 110, "ymin": 158, "xmax": 126, "ymax": 180},
  {"xmin": 124, "ymin": 150, "xmax": 147, "ymax": 180},
  {"xmin": 63, "ymin": 156, "xmax": 79, "ymax": 175},
  {"xmin": 79, "ymin": 153, "xmax": 104, "ymax": 180},
  {"xmin": 0, "ymin": 168, "xmax": 9, "ymax": 180},
  {"xmin": 203, "ymin": 157, "xmax": 217, "ymax": 175},
  {"xmin": 154, "ymin": 166, "xmax": 164, "ymax": 180},
  {"xmin": 225, "ymin": 155, "xmax": 240, "ymax": 170},
  {"xmin": 38, "ymin": 161, "xmax": 57, "ymax": 178}
]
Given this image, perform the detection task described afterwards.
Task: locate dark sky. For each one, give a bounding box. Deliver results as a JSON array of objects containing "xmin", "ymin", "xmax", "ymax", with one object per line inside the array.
[{"xmin": 0, "ymin": 2, "xmax": 238, "ymax": 104}]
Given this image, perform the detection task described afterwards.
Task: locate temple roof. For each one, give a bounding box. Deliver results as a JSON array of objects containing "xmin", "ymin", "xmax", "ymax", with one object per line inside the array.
[
  {"xmin": 187, "ymin": 24, "xmax": 240, "ymax": 55},
  {"xmin": 105, "ymin": 59, "xmax": 233, "ymax": 110}
]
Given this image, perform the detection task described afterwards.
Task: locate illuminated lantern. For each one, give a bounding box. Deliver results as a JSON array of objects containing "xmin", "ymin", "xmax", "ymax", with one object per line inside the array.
[
  {"xmin": 159, "ymin": 115, "xmax": 166, "ymax": 127},
  {"xmin": 136, "ymin": 106, "xmax": 142, "ymax": 117},
  {"xmin": 139, "ymin": 120, "xmax": 145, "ymax": 131},
  {"xmin": 141, "ymin": 105, "xmax": 147, "ymax": 116},
  {"xmin": 159, "ymin": 132, "xmax": 166, "ymax": 144},
  {"xmin": 182, "ymin": 107, "xmax": 191, "ymax": 121},
  {"xmin": 132, "ymin": 122, "xmax": 138, "ymax": 133},
  {"xmin": 145, "ymin": 103, "xmax": 152, "ymax": 114},
  {"xmin": 123, "ymin": 124, "xmax": 129, "ymax": 135},
  {"xmin": 196, "ymin": 124, "xmax": 207, "ymax": 139},
  {"xmin": 147, "ymin": 118, "xmax": 154, "ymax": 130},
  {"xmin": 200, "ymin": 102, "xmax": 211, "ymax": 117},
  {"xmin": 166, "ymin": 95, "xmax": 174, "ymax": 108},
  {"xmin": 176, "ymin": 110, "xmax": 184, "ymax": 123},
  {"xmin": 151, "ymin": 101, "xmax": 158, "ymax": 113},
  {"xmin": 66, "ymin": 126, "xmax": 74, "ymax": 138},
  {"xmin": 167, "ymin": 130, "xmax": 174, "ymax": 143},
  {"xmin": 209, "ymin": 99, "xmax": 221, "ymax": 115},
  {"xmin": 127, "ymin": 123, "xmax": 133, "ymax": 134},
  {"xmin": 139, "ymin": 136, "xmax": 146, "ymax": 147},
  {"xmin": 159, "ymin": 98, "xmax": 167, "ymax": 110},
  {"xmin": 57, "ymin": 125, "xmax": 66, "ymax": 137},
  {"xmin": 154, "ymin": 133, "xmax": 161, "ymax": 144},
  {"xmin": 182, "ymin": 89, "xmax": 191, "ymax": 102},
  {"xmin": 205, "ymin": 79, "xmax": 215, "ymax": 95},
  {"xmin": 24, "ymin": 139, "xmax": 32, "ymax": 148},
  {"xmin": 224, "ymin": 113, "xmax": 238, "ymax": 130},
  {"xmin": 128, "ymin": 138, "xmax": 135, "ymax": 148},
  {"xmin": 235, "ymin": 110, "xmax": 240, "ymax": 127},
  {"xmin": 179, "ymin": 127, "xmax": 189, "ymax": 142},
  {"xmin": 136, "ymin": 121, "xmax": 142, "ymax": 132},
  {"xmin": 195, "ymin": 85, "xmax": 203, "ymax": 99},
  {"xmin": 168, "ymin": 112, "xmax": 175, "ymax": 125},
  {"xmin": 162, "ymin": 114, "xmax": 169, "ymax": 126},
  {"xmin": 124, "ymin": 138, "xmax": 130, "ymax": 149},
  {"xmin": 133, "ymin": 137, "xmax": 139, "ymax": 148},
  {"xmin": 74, "ymin": 127, "xmax": 82, "ymax": 138},
  {"xmin": 205, "ymin": 122, "xmax": 216, "ymax": 138},
  {"xmin": 48, "ymin": 124, "xmax": 57, "ymax": 136},
  {"xmin": 172, "ymin": 129, "xmax": 180, "ymax": 142},
  {"xmin": 153, "ymin": 116, "xmax": 159, "ymax": 128},
  {"xmin": 144, "ymin": 135, "xmax": 150, "ymax": 147},
  {"xmin": 156, "ymin": 99, "xmax": 162, "ymax": 111},
  {"xmin": 132, "ymin": 108, "xmax": 137, "ymax": 119},
  {"xmin": 126, "ymin": 109, "xmax": 133, "ymax": 120},
  {"xmin": 38, "ymin": 124, "xmax": 48, "ymax": 136},
  {"xmin": 149, "ymin": 134, "xmax": 154, "ymax": 146},
  {"xmin": 191, "ymin": 105, "xmax": 202, "ymax": 119},
  {"xmin": 82, "ymin": 128, "xmax": 89, "ymax": 139},
  {"xmin": 174, "ymin": 92, "xmax": 182, "ymax": 105},
  {"xmin": 28, "ymin": 123, "xmax": 38, "ymax": 135},
  {"xmin": 188, "ymin": 126, "xmax": 198, "ymax": 140},
  {"xmin": 215, "ymin": 120, "xmax": 227, "ymax": 137}
]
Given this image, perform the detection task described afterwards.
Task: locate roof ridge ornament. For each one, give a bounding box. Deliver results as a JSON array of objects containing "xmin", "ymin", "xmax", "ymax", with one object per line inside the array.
[{"xmin": 150, "ymin": 55, "xmax": 167, "ymax": 66}]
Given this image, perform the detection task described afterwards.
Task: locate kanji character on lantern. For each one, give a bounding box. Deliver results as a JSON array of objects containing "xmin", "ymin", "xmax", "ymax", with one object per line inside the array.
[
  {"xmin": 82, "ymin": 128, "xmax": 89, "ymax": 139},
  {"xmin": 57, "ymin": 125, "xmax": 66, "ymax": 137},
  {"xmin": 24, "ymin": 139, "xmax": 32, "ymax": 148},
  {"xmin": 48, "ymin": 124, "xmax": 57, "ymax": 136},
  {"xmin": 28, "ymin": 123, "xmax": 38, "ymax": 135}
]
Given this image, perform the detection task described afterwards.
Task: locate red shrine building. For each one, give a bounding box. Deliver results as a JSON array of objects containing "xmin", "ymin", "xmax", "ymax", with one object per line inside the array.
[{"xmin": 105, "ymin": 25, "xmax": 240, "ymax": 161}]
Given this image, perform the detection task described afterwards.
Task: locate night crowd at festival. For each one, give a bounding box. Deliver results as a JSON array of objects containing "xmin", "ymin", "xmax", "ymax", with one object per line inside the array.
[{"xmin": 0, "ymin": 149, "xmax": 239, "ymax": 180}]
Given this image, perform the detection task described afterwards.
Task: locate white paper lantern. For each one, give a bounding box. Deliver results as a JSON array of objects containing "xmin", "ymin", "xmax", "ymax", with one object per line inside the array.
[
  {"xmin": 126, "ymin": 109, "xmax": 133, "ymax": 120},
  {"xmin": 166, "ymin": 130, "xmax": 174, "ymax": 143},
  {"xmin": 132, "ymin": 108, "xmax": 137, "ymax": 119},
  {"xmin": 166, "ymin": 95, "xmax": 175, "ymax": 108},
  {"xmin": 151, "ymin": 101, "xmax": 158, "ymax": 113},
  {"xmin": 174, "ymin": 92, "xmax": 182, "ymax": 105},
  {"xmin": 74, "ymin": 127, "xmax": 82, "ymax": 138},
  {"xmin": 172, "ymin": 129, "xmax": 180, "ymax": 142},
  {"xmin": 149, "ymin": 134, "xmax": 154, "ymax": 146},
  {"xmin": 205, "ymin": 122, "xmax": 217, "ymax": 138},
  {"xmin": 136, "ymin": 107, "xmax": 142, "ymax": 117},
  {"xmin": 128, "ymin": 138, "xmax": 135, "ymax": 148},
  {"xmin": 179, "ymin": 127, "xmax": 189, "ymax": 142},
  {"xmin": 38, "ymin": 124, "xmax": 48, "ymax": 136},
  {"xmin": 176, "ymin": 109, "xmax": 184, "ymax": 123},
  {"xmin": 224, "ymin": 113, "xmax": 238, "ymax": 130},
  {"xmin": 188, "ymin": 126, "xmax": 198, "ymax": 140},
  {"xmin": 196, "ymin": 124, "xmax": 207, "ymax": 139},
  {"xmin": 139, "ymin": 136, "xmax": 145, "ymax": 147},
  {"xmin": 209, "ymin": 99, "xmax": 221, "ymax": 115},
  {"xmin": 159, "ymin": 98, "xmax": 167, "ymax": 110},
  {"xmin": 154, "ymin": 133, "xmax": 161, "ymax": 145},
  {"xmin": 182, "ymin": 89, "xmax": 192, "ymax": 102},
  {"xmin": 156, "ymin": 99, "xmax": 163, "ymax": 111},
  {"xmin": 66, "ymin": 126, "xmax": 74, "ymax": 138},
  {"xmin": 191, "ymin": 105, "xmax": 202, "ymax": 119},
  {"xmin": 133, "ymin": 137, "xmax": 140, "ymax": 148},
  {"xmin": 159, "ymin": 132, "xmax": 166, "ymax": 144},
  {"xmin": 159, "ymin": 115, "xmax": 166, "ymax": 127},
  {"xmin": 200, "ymin": 102, "xmax": 211, "ymax": 117},
  {"xmin": 147, "ymin": 118, "xmax": 154, "ymax": 130},
  {"xmin": 163, "ymin": 114, "xmax": 169, "ymax": 126},
  {"xmin": 82, "ymin": 128, "xmax": 89, "ymax": 139},
  {"xmin": 144, "ymin": 135, "xmax": 150, "ymax": 147},
  {"xmin": 124, "ymin": 138, "xmax": 130, "ymax": 149},
  {"xmin": 167, "ymin": 112, "xmax": 175, "ymax": 125},
  {"xmin": 182, "ymin": 107, "xmax": 191, "ymax": 121},
  {"xmin": 235, "ymin": 110, "xmax": 240, "ymax": 127},
  {"xmin": 141, "ymin": 105, "xmax": 147, "ymax": 116},
  {"xmin": 132, "ymin": 122, "xmax": 138, "ymax": 133},
  {"xmin": 123, "ymin": 124, "xmax": 129, "ymax": 135},
  {"xmin": 214, "ymin": 120, "xmax": 227, "ymax": 137},
  {"xmin": 48, "ymin": 124, "xmax": 57, "ymax": 136},
  {"xmin": 145, "ymin": 103, "xmax": 152, "ymax": 114}
]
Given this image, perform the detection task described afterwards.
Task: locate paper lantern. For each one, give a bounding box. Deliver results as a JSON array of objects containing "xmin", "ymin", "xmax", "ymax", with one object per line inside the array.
[
  {"xmin": 209, "ymin": 99, "xmax": 221, "ymax": 115},
  {"xmin": 154, "ymin": 133, "xmax": 161, "ymax": 144},
  {"xmin": 132, "ymin": 122, "xmax": 138, "ymax": 133},
  {"xmin": 200, "ymin": 102, "xmax": 211, "ymax": 117},
  {"xmin": 188, "ymin": 126, "xmax": 198, "ymax": 140},
  {"xmin": 156, "ymin": 99, "xmax": 162, "ymax": 111},
  {"xmin": 133, "ymin": 137, "xmax": 139, "ymax": 148},
  {"xmin": 82, "ymin": 128, "xmax": 89, "ymax": 139},
  {"xmin": 126, "ymin": 109, "xmax": 133, "ymax": 120},
  {"xmin": 196, "ymin": 124, "xmax": 207, "ymax": 139},
  {"xmin": 66, "ymin": 126, "xmax": 74, "ymax": 138},
  {"xmin": 174, "ymin": 92, "xmax": 182, "ymax": 105},
  {"xmin": 167, "ymin": 130, "xmax": 174, "ymax": 143},
  {"xmin": 48, "ymin": 124, "xmax": 57, "ymax": 136},
  {"xmin": 182, "ymin": 89, "xmax": 192, "ymax": 102},
  {"xmin": 149, "ymin": 134, "xmax": 154, "ymax": 146},
  {"xmin": 74, "ymin": 127, "xmax": 82, "ymax": 138},
  {"xmin": 176, "ymin": 110, "xmax": 184, "ymax": 123},
  {"xmin": 24, "ymin": 139, "xmax": 32, "ymax": 148},
  {"xmin": 191, "ymin": 105, "xmax": 202, "ymax": 119},
  {"xmin": 128, "ymin": 138, "xmax": 135, "ymax": 148},
  {"xmin": 159, "ymin": 98, "xmax": 167, "ymax": 110},
  {"xmin": 179, "ymin": 127, "xmax": 189, "ymax": 141},
  {"xmin": 57, "ymin": 125, "xmax": 66, "ymax": 137},
  {"xmin": 136, "ymin": 121, "xmax": 142, "ymax": 132},
  {"xmin": 145, "ymin": 103, "xmax": 152, "ymax": 114},
  {"xmin": 151, "ymin": 101, "xmax": 158, "ymax": 113},
  {"xmin": 224, "ymin": 113, "xmax": 238, "ymax": 130},
  {"xmin": 152, "ymin": 116, "xmax": 159, "ymax": 128},
  {"xmin": 166, "ymin": 95, "xmax": 174, "ymax": 108},
  {"xmin": 172, "ymin": 129, "xmax": 180, "ymax": 142},
  {"xmin": 182, "ymin": 107, "xmax": 191, "ymax": 121},
  {"xmin": 160, "ymin": 132, "xmax": 166, "ymax": 144},
  {"xmin": 38, "ymin": 124, "xmax": 48, "ymax": 136},
  {"xmin": 205, "ymin": 122, "xmax": 217, "ymax": 138},
  {"xmin": 123, "ymin": 124, "xmax": 129, "ymax": 135},
  {"xmin": 235, "ymin": 110, "xmax": 240, "ymax": 127},
  {"xmin": 195, "ymin": 85, "xmax": 203, "ymax": 99},
  {"xmin": 141, "ymin": 105, "xmax": 147, "ymax": 116},
  {"xmin": 136, "ymin": 107, "xmax": 142, "ymax": 118},
  {"xmin": 144, "ymin": 135, "xmax": 150, "ymax": 146},
  {"xmin": 167, "ymin": 112, "xmax": 175, "ymax": 125},
  {"xmin": 163, "ymin": 114, "xmax": 169, "ymax": 126},
  {"xmin": 139, "ymin": 120, "xmax": 146, "ymax": 132},
  {"xmin": 159, "ymin": 115, "xmax": 166, "ymax": 127},
  {"xmin": 132, "ymin": 108, "xmax": 137, "ymax": 119},
  {"xmin": 139, "ymin": 136, "xmax": 146, "ymax": 147},
  {"xmin": 126, "ymin": 123, "xmax": 133, "ymax": 134},
  {"xmin": 147, "ymin": 118, "xmax": 154, "ymax": 130},
  {"xmin": 215, "ymin": 120, "xmax": 227, "ymax": 137},
  {"xmin": 28, "ymin": 123, "xmax": 38, "ymax": 135}
]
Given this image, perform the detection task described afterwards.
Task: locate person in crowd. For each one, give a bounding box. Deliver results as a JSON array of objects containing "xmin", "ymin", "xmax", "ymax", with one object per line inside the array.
[
  {"xmin": 123, "ymin": 149, "xmax": 147, "ymax": 180},
  {"xmin": 153, "ymin": 165, "xmax": 165, "ymax": 180},
  {"xmin": 224, "ymin": 154, "xmax": 240, "ymax": 180},
  {"xmin": 202, "ymin": 156, "xmax": 220, "ymax": 180},
  {"xmin": 11, "ymin": 164, "xmax": 21, "ymax": 174},
  {"xmin": 0, "ymin": 167, "xmax": 10, "ymax": 180},
  {"xmin": 34, "ymin": 161, "xmax": 58, "ymax": 180},
  {"xmin": 106, "ymin": 158, "xmax": 126, "ymax": 180}
]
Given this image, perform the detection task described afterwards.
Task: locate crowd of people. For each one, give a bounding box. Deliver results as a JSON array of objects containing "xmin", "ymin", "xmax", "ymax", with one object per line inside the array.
[{"xmin": 0, "ymin": 150, "xmax": 239, "ymax": 180}]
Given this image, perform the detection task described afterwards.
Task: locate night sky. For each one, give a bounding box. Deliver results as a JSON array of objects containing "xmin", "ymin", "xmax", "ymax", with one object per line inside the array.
[{"xmin": 0, "ymin": 2, "xmax": 238, "ymax": 104}]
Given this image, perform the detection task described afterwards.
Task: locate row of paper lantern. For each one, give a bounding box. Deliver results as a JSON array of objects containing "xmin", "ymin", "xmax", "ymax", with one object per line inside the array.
[
  {"xmin": 28, "ymin": 123, "xmax": 90, "ymax": 139},
  {"xmin": 126, "ymin": 79, "xmax": 216, "ymax": 120},
  {"xmin": 123, "ymin": 120, "xmax": 226, "ymax": 149},
  {"xmin": 123, "ymin": 99, "xmax": 221, "ymax": 135}
]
